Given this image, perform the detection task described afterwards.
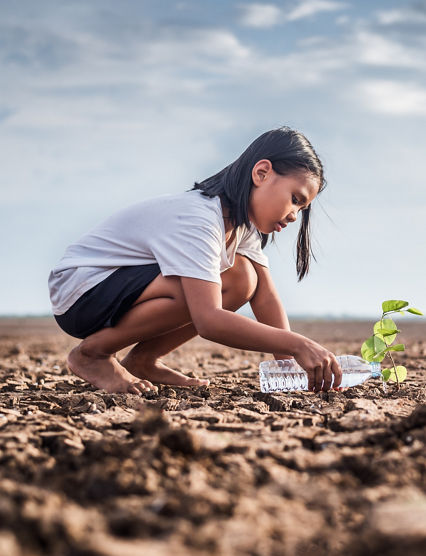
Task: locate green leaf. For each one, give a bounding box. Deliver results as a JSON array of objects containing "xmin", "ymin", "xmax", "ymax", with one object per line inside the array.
[
  {"xmin": 382, "ymin": 368, "xmax": 392, "ymax": 382},
  {"xmin": 373, "ymin": 318, "xmax": 398, "ymax": 345},
  {"xmin": 382, "ymin": 300, "xmax": 409, "ymax": 313},
  {"xmin": 407, "ymin": 307, "xmax": 423, "ymax": 316},
  {"xmin": 361, "ymin": 335, "xmax": 387, "ymax": 362},
  {"xmin": 374, "ymin": 317, "xmax": 397, "ymax": 330},
  {"xmin": 385, "ymin": 365, "xmax": 407, "ymax": 383},
  {"xmin": 384, "ymin": 343, "xmax": 405, "ymax": 353},
  {"xmin": 376, "ymin": 328, "xmax": 400, "ymax": 336}
]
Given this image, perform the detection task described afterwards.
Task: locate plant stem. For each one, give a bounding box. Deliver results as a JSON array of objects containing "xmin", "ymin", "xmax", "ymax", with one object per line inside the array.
[
  {"xmin": 381, "ymin": 312, "xmax": 400, "ymax": 390},
  {"xmin": 387, "ymin": 351, "xmax": 400, "ymax": 390}
]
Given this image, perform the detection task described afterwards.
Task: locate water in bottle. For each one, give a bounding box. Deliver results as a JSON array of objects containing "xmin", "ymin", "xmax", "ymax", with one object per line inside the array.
[{"xmin": 258, "ymin": 354, "xmax": 381, "ymax": 393}]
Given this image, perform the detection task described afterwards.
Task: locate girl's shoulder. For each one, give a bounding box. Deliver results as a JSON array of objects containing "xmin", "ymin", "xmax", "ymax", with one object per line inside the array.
[
  {"xmin": 150, "ymin": 189, "xmax": 222, "ymax": 219},
  {"xmin": 115, "ymin": 190, "xmax": 224, "ymax": 234},
  {"xmin": 139, "ymin": 189, "xmax": 219, "ymax": 208},
  {"xmin": 112, "ymin": 190, "xmax": 221, "ymax": 220}
]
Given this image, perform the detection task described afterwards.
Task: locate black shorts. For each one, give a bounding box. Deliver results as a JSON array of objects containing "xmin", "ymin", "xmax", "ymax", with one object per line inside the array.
[{"xmin": 54, "ymin": 264, "xmax": 161, "ymax": 339}]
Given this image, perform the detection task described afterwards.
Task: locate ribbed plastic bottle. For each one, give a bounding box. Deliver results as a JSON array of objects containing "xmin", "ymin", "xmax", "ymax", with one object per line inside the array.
[{"xmin": 259, "ymin": 355, "xmax": 381, "ymax": 393}]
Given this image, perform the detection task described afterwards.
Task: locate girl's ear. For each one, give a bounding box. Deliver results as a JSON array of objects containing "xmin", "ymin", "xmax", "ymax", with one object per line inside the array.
[{"xmin": 252, "ymin": 159, "xmax": 272, "ymax": 187}]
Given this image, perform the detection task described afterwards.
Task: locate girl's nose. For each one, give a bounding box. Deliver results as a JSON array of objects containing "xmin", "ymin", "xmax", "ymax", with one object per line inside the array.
[{"xmin": 287, "ymin": 210, "xmax": 297, "ymax": 222}]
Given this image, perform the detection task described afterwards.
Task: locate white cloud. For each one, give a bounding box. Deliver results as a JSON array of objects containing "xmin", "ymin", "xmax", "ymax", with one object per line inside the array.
[
  {"xmin": 376, "ymin": 8, "xmax": 426, "ymax": 26},
  {"xmin": 285, "ymin": 0, "xmax": 348, "ymax": 22},
  {"xmin": 239, "ymin": 0, "xmax": 348, "ymax": 28},
  {"xmin": 356, "ymin": 80, "xmax": 426, "ymax": 116},
  {"xmin": 3, "ymin": 7, "xmax": 425, "ymax": 138},
  {"xmin": 144, "ymin": 28, "xmax": 251, "ymax": 66},
  {"xmin": 354, "ymin": 30, "xmax": 425, "ymax": 70},
  {"xmin": 1, "ymin": 19, "xmax": 347, "ymax": 128},
  {"xmin": 2, "ymin": 4, "xmax": 426, "ymax": 173},
  {"xmin": 0, "ymin": 25, "xmax": 253, "ymax": 114},
  {"xmin": 239, "ymin": 3, "xmax": 283, "ymax": 28}
]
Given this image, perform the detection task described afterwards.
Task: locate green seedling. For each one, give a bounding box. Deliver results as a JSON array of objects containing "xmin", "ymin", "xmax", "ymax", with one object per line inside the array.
[{"xmin": 361, "ymin": 300, "xmax": 423, "ymax": 390}]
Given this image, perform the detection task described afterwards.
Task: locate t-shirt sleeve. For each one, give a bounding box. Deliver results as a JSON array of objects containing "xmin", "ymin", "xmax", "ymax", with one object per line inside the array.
[
  {"xmin": 150, "ymin": 212, "xmax": 223, "ymax": 284},
  {"xmin": 236, "ymin": 224, "xmax": 269, "ymax": 268}
]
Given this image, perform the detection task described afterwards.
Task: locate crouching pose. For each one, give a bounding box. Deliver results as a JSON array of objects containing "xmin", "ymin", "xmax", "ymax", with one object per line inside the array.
[{"xmin": 48, "ymin": 126, "xmax": 342, "ymax": 395}]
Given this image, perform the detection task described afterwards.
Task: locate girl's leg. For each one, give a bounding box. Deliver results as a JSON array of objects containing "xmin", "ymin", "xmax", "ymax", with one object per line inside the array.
[
  {"xmin": 121, "ymin": 324, "xmax": 199, "ymax": 385},
  {"xmin": 67, "ymin": 255, "xmax": 258, "ymax": 394},
  {"xmin": 121, "ymin": 256, "xmax": 257, "ymax": 385}
]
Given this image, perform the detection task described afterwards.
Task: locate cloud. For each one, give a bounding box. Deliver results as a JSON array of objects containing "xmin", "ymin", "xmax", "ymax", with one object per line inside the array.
[
  {"xmin": 285, "ymin": 0, "xmax": 348, "ymax": 22},
  {"xmin": 354, "ymin": 30, "xmax": 425, "ymax": 70},
  {"xmin": 0, "ymin": 21, "xmax": 254, "ymax": 119},
  {"xmin": 2, "ymin": 1, "xmax": 426, "ymax": 169},
  {"xmin": 372, "ymin": 4, "xmax": 426, "ymax": 43},
  {"xmin": 239, "ymin": 0, "xmax": 348, "ymax": 28},
  {"xmin": 356, "ymin": 80, "xmax": 426, "ymax": 116},
  {"xmin": 239, "ymin": 3, "xmax": 283, "ymax": 28},
  {"xmin": 2, "ymin": 13, "xmax": 347, "ymax": 128},
  {"xmin": 376, "ymin": 7, "xmax": 426, "ymax": 26},
  {"xmin": 143, "ymin": 28, "xmax": 251, "ymax": 67}
]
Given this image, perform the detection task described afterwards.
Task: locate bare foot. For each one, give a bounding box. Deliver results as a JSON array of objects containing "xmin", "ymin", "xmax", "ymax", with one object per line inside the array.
[
  {"xmin": 121, "ymin": 352, "xmax": 210, "ymax": 388},
  {"xmin": 67, "ymin": 345, "xmax": 158, "ymax": 396}
]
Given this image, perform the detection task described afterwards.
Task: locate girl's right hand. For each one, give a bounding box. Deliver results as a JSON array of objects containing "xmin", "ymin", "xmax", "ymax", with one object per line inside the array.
[{"xmin": 293, "ymin": 337, "xmax": 342, "ymax": 393}]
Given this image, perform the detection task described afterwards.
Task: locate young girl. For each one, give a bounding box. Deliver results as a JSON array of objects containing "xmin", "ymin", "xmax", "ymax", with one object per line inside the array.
[{"xmin": 49, "ymin": 126, "xmax": 342, "ymax": 396}]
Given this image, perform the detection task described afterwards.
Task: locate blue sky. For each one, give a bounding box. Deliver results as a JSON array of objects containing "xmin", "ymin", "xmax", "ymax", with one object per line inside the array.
[{"xmin": 0, "ymin": 0, "xmax": 425, "ymax": 317}]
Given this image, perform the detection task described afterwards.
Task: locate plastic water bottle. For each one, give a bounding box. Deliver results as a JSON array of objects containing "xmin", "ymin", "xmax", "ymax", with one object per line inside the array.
[{"xmin": 259, "ymin": 355, "xmax": 381, "ymax": 393}]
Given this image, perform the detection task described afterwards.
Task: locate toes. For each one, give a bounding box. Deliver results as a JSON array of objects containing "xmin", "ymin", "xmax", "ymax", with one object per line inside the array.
[
  {"xmin": 128, "ymin": 380, "xmax": 159, "ymax": 396},
  {"xmin": 128, "ymin": 383, "xmax": 144, "ymax": 396},
  {"xmin": 140, "ymin": 379, "xmax": 158, "ymax": 392},
  {"xmin": 128, "ymin": 382, "xmax": 148, "ymax": 396}
]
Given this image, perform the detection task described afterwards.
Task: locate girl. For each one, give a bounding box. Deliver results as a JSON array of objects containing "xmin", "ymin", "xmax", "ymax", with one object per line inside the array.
[{"xmin": 49, "ymin": 126, "xmax": 342, "ymax": 396}]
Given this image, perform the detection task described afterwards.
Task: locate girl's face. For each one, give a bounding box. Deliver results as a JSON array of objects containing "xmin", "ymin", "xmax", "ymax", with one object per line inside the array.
[{"xmin": 248, "ymin": 160, "xmax": 319, "ymax": 234}]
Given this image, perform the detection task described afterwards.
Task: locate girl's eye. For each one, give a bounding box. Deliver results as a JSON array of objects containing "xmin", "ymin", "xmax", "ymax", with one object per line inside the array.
[{"xmin": 292, "ymin": 195, "xmax": 300, "ymax": 205}]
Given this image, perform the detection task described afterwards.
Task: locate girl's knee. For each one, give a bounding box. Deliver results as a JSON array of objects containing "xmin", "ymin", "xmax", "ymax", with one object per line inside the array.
[{"xmin": 223, "ymin": 254, "xmax": 258, "ymax": 302}]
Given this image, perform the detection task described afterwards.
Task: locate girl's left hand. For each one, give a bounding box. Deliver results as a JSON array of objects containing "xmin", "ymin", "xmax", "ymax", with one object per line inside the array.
[{"xmin": 274, "ymin": 352, "xmax": 343, "ymax": 391}]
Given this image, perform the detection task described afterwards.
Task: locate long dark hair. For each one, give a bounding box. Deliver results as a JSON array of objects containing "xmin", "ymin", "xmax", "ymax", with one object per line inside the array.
[{"xmin": 192, "ymin": 126, "xmax": 326, "ymax": 280}]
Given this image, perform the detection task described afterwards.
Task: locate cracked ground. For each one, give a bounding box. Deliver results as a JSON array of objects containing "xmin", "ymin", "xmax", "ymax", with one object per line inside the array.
[{"xmin": 0, "ymin": 318, "xmax": 425, "ymax": 556}]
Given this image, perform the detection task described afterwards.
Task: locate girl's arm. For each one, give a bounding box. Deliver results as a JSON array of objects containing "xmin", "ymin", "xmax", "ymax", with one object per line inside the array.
[
  {"xmin": 180, "ymin": 276, "xmax": 342, "ymax": 392},
  {"xmin": 248, "ymin": 260, "xmax": 293, "ymax": 360}
]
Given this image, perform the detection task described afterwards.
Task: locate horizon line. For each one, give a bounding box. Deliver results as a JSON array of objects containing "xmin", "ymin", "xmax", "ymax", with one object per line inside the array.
[{"xmin": 0, "ymin": 313, "xmax": 421, "ymax": 322}]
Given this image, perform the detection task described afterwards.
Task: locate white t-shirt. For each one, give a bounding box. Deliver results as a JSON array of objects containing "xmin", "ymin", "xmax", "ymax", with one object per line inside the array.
[{"xmin": 48, "ymin": 190, "xmax": 269, "ymax": 315}]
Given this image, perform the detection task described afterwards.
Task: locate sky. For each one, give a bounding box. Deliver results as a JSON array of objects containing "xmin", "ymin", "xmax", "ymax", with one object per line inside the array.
[{"xmin": 0, "ymin": 0, "xmax": 425, "ymax": 318}]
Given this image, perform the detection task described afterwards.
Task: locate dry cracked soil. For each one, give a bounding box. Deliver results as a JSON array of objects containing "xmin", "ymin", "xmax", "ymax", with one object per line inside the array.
[{"xmin": 0, "ymin": 317, "xmax": 425, "ymax": 556}]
